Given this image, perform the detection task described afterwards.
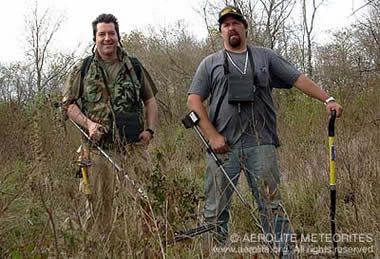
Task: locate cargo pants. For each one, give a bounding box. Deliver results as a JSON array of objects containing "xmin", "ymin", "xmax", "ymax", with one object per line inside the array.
[{"xmin": 83, "ymin": 143, "xmax": 152, "ymax": 239}]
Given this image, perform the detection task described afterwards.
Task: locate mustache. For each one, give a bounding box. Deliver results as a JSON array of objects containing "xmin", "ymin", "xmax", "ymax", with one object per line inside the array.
[{"xmin": 228, "ymin": 31, "xmax": 239, "ymax": 37}]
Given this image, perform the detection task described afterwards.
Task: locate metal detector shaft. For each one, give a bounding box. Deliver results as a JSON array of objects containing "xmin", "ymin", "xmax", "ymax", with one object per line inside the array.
[
  {"xmin": 69, "ymin": 118, "xmax": 148, "ymax": 199},
  {"xmin": 182, "ymin": 111, "xmax": 275, "ymax": 256},
  {"xmin": 193, "ymin": 125, "xmax": 255, "ymax": 209},
  {"xmin": 328, "ymin": 111, "xmax": 338, "ymax": 258},
  {"xmin": 182, "ymin": 112, "xmax": 255, "ymax": 209}
]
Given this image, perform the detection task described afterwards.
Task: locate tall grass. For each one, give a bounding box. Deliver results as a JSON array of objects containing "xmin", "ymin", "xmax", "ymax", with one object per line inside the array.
[{"xmin": 0, "ymin": 84, "xmax": 378, "ymax": 258}]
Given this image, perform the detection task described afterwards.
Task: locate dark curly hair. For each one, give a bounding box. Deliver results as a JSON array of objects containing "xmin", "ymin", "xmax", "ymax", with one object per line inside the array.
[{"xmin": 92, "ymin": 13, "xmax": 121, "ymax": 43}]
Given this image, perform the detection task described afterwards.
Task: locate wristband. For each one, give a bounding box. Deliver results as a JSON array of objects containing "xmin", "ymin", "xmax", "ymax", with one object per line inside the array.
[{"xmin": 324, "ymin": 96, "xmax": 336, "ymax": 105}]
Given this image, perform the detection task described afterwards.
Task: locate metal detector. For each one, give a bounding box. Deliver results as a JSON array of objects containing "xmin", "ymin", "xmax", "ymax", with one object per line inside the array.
[
  {"xmin": 182, "ymin": 111, "xmax": 253, "ymax": 206},
  {"xmin": 171, "ymin": 111, "xmax": 274, "ymax": 256},
  {"xmin": 69, "ymin": 118, "xmax": 148, "ymax": 200}
]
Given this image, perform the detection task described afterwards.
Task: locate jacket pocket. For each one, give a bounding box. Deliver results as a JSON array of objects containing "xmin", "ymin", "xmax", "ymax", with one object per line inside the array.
[{"xmin": 84, "ymin": 81, "xmax": 103, "ymax": 103}]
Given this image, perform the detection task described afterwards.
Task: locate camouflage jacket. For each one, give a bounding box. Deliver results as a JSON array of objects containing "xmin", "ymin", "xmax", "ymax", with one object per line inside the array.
[
  {"xmin": 82, "ymin": 48, "xmax": 143, "ymax": 131},
  {"xmin": 63, "ymin": 47, "xmax": 156, "ymax": 146}
]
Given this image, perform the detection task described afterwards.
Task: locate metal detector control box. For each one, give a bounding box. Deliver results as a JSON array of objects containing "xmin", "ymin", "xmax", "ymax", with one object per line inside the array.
[{"xmin": 182, "ymin": 111, "xmax": 200, "ymax": 128}]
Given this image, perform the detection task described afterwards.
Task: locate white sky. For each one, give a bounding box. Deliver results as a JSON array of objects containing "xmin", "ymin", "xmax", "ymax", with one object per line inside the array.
[{"xmin": 0, "ymin": 0, "xmax": 366, "ymax": 63}]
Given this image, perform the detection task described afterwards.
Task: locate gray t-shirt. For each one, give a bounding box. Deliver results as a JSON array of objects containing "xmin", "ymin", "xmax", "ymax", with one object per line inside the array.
[{"xmin": 188, "ymin": 45, "xmax": 301, "ymax": 147}]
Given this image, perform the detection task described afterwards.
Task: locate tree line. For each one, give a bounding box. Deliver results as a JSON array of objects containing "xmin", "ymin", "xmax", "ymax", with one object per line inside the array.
[{"xmin": 0, "ymin": 1, "xmax": 378, "ymax": 111}]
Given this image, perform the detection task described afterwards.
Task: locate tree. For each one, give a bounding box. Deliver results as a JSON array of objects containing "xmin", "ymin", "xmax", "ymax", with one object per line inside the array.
[
  {"xmin": 24, "ymin": 1, "xmax": 76, "ymax": 96},
  {"xmin": 302, "ymin": 0, "xmax": 325, "ymax": 78},
  {"xmin": 122, "ymin": 23, "xmax": 206, "ymax": 124},
  {"xmin": 196, "ymin": 0, "xmax": 297, "ymax": 53},
  {"xmin": 258, "ymin": 0, "xmax": 296, "ymax": 49},
  {"xmin": 314, "ymin": 29, "xmax": 360, "ymax": 89},
  {"xmin": 354, "ymin": 1, "xmax": 380, "ymax": 76},
  {"xmin": 0, "ymin": 62, "xmax": 35, "ymax": 104}
]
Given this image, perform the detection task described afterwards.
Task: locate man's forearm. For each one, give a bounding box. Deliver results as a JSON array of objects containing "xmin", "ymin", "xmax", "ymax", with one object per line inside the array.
[
  {"xmin": 144, "ymin": 97, "xmax": 158, "ymax": 130},
  {"xmin": 65, "ymin": 102, "xmax": 89, "ymax": 130},
  {"xmin": 187, "ymin": 94, "xmax": 220, "ymax": 140},
  {"xmin": 294, "ymin": 74, "xmax": 329, "ymax": 102}
]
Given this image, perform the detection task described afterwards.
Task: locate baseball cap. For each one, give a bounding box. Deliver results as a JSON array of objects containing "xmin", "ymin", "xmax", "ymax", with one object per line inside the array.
[{"xmin": 218, "ymin": 6, "xmax": 248, "ymax": 27}]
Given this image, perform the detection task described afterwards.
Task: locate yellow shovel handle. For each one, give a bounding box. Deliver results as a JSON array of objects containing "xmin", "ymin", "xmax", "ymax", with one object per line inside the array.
[
  {"xmin": 81, "ymin": 167, "xmax": 91, "ymax": 195},
  {"xmin": 329, "ymin": 136, "xmax": 336, "ymax": 186}
]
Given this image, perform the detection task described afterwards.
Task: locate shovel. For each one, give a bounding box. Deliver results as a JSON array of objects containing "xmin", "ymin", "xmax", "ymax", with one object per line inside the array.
[{"xmin": 328, "ymin": 110, "xmax": 338, "ymax": 258}]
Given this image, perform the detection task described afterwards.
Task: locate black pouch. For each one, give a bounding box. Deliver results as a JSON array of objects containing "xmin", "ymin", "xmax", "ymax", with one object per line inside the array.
[
  {"xmin": 115, "ymin": 112, "xmax": 142, "ymax": 144},
  {"xmin": 228, "ymin": 73, "xmax": 256, "ymax": 104}
]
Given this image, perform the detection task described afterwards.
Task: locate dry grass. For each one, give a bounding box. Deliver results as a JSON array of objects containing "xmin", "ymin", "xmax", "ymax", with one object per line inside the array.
[{"xmin": 0, "ymin": 84, "xmax": 379, "ymax": 258}]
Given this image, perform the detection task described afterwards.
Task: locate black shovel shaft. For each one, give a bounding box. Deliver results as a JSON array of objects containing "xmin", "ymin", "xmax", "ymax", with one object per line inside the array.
[
  {"xmin": 330, "ymin": 189, "xmax": 338, "ymax": 258},
  {"xmin": 329, "ymin": 110, "xmax": 336, "ymax": 137}
]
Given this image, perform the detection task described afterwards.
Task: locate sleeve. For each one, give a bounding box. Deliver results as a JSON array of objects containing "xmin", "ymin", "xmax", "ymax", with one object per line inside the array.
[
  {"xmin": 187, "ymin": 58, "xmax": 210, "ymax": 99},
  {"xmin": 140, "ymin": 64, "xmax": 158, "ymax": 102},
  {"xmin": 62, "ymin": 61, "xmax": 82, "ymax": 106},
  {"xmin": 267, "ymin": 49, "xmax": 301, "ymax": 89}
]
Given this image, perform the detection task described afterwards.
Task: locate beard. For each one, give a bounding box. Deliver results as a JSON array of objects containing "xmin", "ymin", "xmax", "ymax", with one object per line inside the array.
[{"xmin": 228, "ymin": 34, "xmax": 242, "ymax": 48}]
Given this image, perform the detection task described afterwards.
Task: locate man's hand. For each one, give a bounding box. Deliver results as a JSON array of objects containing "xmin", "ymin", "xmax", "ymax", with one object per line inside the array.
[
  {"xmin": 209, "ymin": 134, "xmax": 229, "ymax": 153},
  {"xmin": 139, "ymin": 130, "xmax": 153, "ymax": 145},
  {"xmin": 87, "ymin": 120, "xmax": 107, "ymax": 142},
  {"xmin": 326, "ymin": 102, "xmax": 343, "ymax": 118}
]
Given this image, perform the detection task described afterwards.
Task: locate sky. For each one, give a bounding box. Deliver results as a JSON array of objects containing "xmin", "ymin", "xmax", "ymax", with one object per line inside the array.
[{"xmin": 0, "ymin": 0, "xmax": 367, "ymax": 63}]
